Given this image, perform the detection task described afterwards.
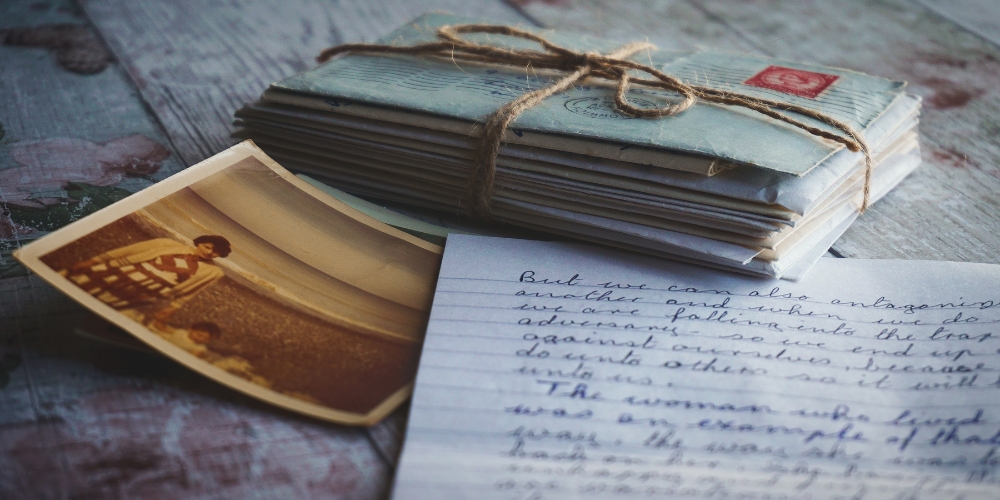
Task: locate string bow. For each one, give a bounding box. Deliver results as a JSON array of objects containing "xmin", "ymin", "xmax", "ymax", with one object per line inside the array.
[{"xmin": 318, "ymin": 24, "xmax": 874, "ymax": 219}]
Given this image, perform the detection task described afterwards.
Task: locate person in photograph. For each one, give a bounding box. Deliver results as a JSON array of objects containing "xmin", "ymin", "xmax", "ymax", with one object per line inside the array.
[
  {"xmin": 150, "ymin": 320, "xmax": 271, "ymax": 388},
  {"xmin": 153, "ymin": 320, "xmax": 221, "ymax": 358},
  {"xmin": 64, "ymin": 235, "xmax": 231, "ymax": 329}
]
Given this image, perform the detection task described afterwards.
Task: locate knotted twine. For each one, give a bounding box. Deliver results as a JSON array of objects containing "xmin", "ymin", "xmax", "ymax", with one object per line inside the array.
[{"xmin": 317, "ymin": 24, "xmax": 874, "ymax": 219}]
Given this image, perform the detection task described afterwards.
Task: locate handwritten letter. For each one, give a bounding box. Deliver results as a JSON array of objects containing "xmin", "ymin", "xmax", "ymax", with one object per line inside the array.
[{"xmin": 392, "ymin": 235, "xmax": 1000, "ymax": 499}]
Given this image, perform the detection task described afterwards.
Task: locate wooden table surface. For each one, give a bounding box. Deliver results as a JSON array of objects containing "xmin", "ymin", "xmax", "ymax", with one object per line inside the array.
[{"xmin": 2, "ymin": 0, "xmax": 998, "ymax": 497}]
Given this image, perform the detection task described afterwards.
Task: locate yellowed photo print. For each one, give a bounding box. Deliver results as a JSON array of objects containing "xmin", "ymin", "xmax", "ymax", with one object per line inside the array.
[{"xmin": 15, "ymin": 141, "xmax": 442, "ymax": 426}]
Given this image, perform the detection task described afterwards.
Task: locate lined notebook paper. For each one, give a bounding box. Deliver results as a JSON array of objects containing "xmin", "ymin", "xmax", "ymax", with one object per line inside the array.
[{"xmin": 392, "ymin": 235, "xmax": 1000, "ymax": 499}]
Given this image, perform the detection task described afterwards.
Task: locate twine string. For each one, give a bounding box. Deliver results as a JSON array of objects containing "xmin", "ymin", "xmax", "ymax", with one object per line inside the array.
[{"xmin": 317, "ymin": 24, "xmax": 874, "ymax": 219}]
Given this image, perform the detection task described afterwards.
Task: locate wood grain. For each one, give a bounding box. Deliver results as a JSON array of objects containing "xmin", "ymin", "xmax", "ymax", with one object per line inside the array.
[
  {"xmin": 77, "ymin": 0, "xmax": 530, "ymax": 166},
  {"xmin": 507, "ymin": 0, "xmax": 749, "ymax": 52},
  {"xmin": 0, "ymin": 0, "xmax": 392, "ymax": 497},
  {"xmin": 0, "ymin": 0, "xmax": 184, "ymax": 277},
  {"xmin": 520, "ymin": 0, "xmax": 1000, "ymax": 263},
  {"xmin": 913, "ymin": 0, "xmax": 1000, "ymax": 49}
]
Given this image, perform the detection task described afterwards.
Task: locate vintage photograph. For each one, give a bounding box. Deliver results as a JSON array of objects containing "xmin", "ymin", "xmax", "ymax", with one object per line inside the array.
[{"xmin": 15, "ymin": 142, "xmax": 442, "ymax": 425}]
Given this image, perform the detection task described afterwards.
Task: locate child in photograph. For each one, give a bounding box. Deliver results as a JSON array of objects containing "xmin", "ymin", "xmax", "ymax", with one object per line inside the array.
[
  {"xmin": 153, "ymin": 320, "xmax": 220, "ymax": 358},
  {"xmin": 151, "ymin": 320, "xmax": 272, "ymax": 388},
  {"xmin": 63, "ymin": 235, "xmax": 231, "ymax": 329}
]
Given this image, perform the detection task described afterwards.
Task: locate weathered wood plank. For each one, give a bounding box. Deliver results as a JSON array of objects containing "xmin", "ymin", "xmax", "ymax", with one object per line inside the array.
[
  {"xmin": 78, "ymin": 0, "xmax": 530, "ymax": 166},
  {"xmin": 509, "ymin": 0, "xmax": 749, "ymax": 51},
  {"xmin": 912, "ymin": 0, "xmax": 1000, "ymax": 49},
  {"xmin": 520, "ymin": 0, "xmax": 1000, "ymax": 263},
  {"xmin": 0, "ymin": 1, "xmax": 184, "ymax": 277},
  {"xmin": 1, "ymin": 0, "xmax": 394, "ymax": 497}
]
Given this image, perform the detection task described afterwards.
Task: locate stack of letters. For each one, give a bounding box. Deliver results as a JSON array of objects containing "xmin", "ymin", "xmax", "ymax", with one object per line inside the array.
[{"xmin": 235, "ymin": 13, "xmax": 920, "ymax": 279}]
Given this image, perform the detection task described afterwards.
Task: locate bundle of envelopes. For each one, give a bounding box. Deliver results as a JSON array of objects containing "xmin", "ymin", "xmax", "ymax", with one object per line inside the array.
[{"xmin": 234, "ymin": 13, "xmax": 920, "ymax": 279}]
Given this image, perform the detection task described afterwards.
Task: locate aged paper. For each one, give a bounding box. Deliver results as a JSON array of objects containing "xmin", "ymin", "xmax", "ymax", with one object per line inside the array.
[
  {"xmin": 392, "ymin": 235, "xmax": 1000, "ymax": 499},
  {"xmin": 15, "ymin": 141, "xmax": 442, "ymax": 426}
]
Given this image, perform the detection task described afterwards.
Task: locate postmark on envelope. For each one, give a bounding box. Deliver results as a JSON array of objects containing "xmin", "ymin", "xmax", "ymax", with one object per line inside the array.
[{"xmin": 564, "ymin": 96, "xmax": 659, "ymax": 119}]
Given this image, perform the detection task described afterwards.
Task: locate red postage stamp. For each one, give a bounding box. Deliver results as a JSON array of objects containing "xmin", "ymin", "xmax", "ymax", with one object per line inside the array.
[{"xmin": 743, "ymin": 65, "xmax": 839, "ymax": 98}]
